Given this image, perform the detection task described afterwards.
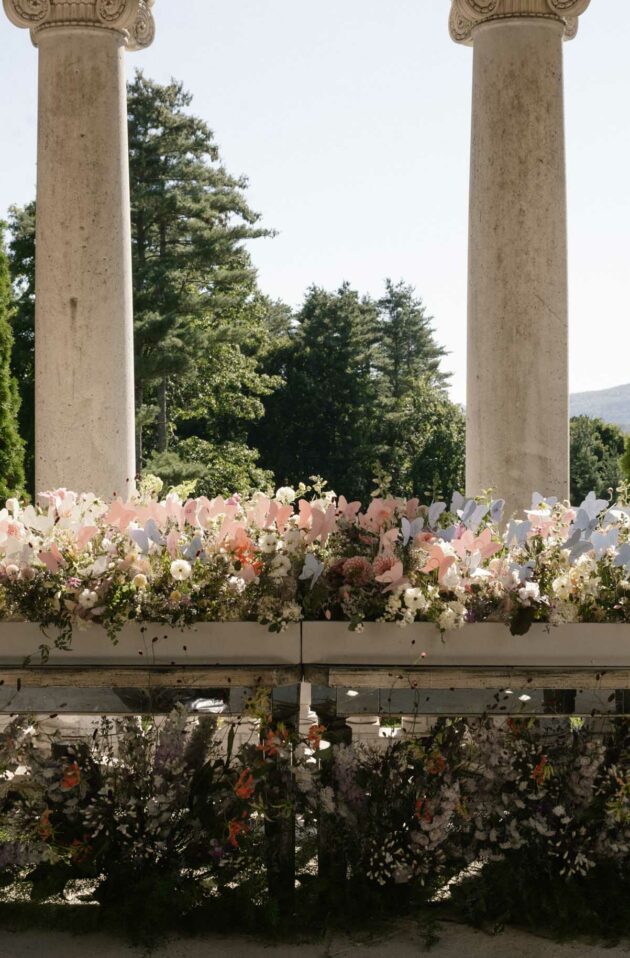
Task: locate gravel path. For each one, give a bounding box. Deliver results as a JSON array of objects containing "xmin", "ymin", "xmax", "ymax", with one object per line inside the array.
[{"xmin": 1, "ymin": 923, "xmax": 629, "ymax": 958}]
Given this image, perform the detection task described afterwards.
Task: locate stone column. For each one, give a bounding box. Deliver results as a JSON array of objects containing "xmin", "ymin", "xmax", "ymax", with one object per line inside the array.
[
  {"xmin": 450, "ymin": 0, "xmax": 590, "ymax": 517},
  {"xmin": 3, "ymin": 0, "xmax": 156, "ymax": 499}
]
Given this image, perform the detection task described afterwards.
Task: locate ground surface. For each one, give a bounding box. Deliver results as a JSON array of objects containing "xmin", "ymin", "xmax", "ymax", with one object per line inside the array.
[{"xmin": 1, "ymin": 923, "xmax": 629, "ymax": 957}]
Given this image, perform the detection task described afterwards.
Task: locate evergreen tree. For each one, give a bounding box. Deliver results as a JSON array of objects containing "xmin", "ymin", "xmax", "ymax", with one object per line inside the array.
[
  {"xmin": 373, "ymin": 279, "xmax": 459, "ymax": 495},
  {"xmin": 382, "ymin": 377, "xmax": 465, "ymax": 501},
  {"xmin": 127, "ymin": 71, "xmax": 273, "ymax": 468},
  {"xmin": 7, "ymin": 74, "xmax": 277, "ymax": 496},
  {"xmin": 0, "ymin": 223, "xmax": 25, "ymax": 501},
  {"xmin": 571, "ymin": 415, "xmax": 625, "ymax": 504},
  {"xmin": 6, "ymin": 203, "xmax": 35, "ymax": 491},
  {"xmin": 255, "ymin": 284, "xmax": 380, "ymax": 500},
  {"xmin": 376, "ymin": 279, "xmax": 449, "ymax": 396}
]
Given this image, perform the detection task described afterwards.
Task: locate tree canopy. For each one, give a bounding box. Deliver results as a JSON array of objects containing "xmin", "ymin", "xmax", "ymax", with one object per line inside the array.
[
  {"xmin": 3, "ymin": 72, "xmax": 465, "ymax": 504},
  {"xmin": 253, "ymin": 281, "xmax": 464, "ymax": 502},
  {"xmin": 570, "ymin": 415, "xmax": 625, "ymax": 504},
  {"xmin": 0, "ymin": 223, "xmax": 25, "ymax": 501}
]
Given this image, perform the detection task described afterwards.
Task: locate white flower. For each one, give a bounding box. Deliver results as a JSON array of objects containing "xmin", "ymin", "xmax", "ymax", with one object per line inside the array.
[
  {"xmin": 78, "ymin": 589, "xmax": 99, "ymax": 609},
  {"xmin": 441, "ymin": 563, "xmax": 461, "ymax": 591},
  {"xmin": 227, "ymin": 575, "xmax": 246, "ymax": 595},
  {"xmin": 259, "ymin": 533, "xmax": 279, "ymax": 554},
  {"xmin": 269, "ymin": 554, "xmax": 292, "ymax": 580},
  {"xmin": 170, "ymin": 559, "xmax": 192, "ymax": 581},
  {"xmin": 282, "ymin": 601, "xmax": 302, "ymax": 622},
  {"xmin": 132, "ymin": 573, "xmax": 148, "ymax": 590},
  {"xmin": 518, "ymin": 581, "xmax": 540, "ymax": 606},
  {"xmin": 403, "ymin": 587, "xmax": 427, "ymax": 613},
  {"xmin": 438, "ymin": 601, "xmax": 466, "ymax": 632},
  {"xmin": 552, "ymin": 574, "xmax": 573, "ymax": 601},
  {"xmin": 275, "ymin": 486, "xmax": 297, "ymax": 505},
  {"xmin": 281, "ymin": 529, "xmax": 303, "ymax": 555}
]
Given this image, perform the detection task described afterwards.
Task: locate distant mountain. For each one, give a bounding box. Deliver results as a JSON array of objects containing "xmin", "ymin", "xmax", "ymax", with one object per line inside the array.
[{"xmin": 571, "ymin": 384, "xmax": 630, "ymax": 433}]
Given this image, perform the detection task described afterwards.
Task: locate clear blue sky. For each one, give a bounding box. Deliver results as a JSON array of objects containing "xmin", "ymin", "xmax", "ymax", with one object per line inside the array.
[{"xmin": 0, "ymin": 0, "xmax": 628, "ymax": 405}]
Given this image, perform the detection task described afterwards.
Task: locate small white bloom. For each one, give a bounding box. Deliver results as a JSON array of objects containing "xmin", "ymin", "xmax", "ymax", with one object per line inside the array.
[
  {"xmin": 518, "ymin": 581, "xmax": 540, "ymax": 606},
  {"xmin": 78, "ymin": 589, "xmax": 99, "ymax": 609},
  {"xmin": 132, "ymin": 573, "xmax": 148, "ymax": 590},
  {"xmin": 170, "ymin": 559, "xmax": 192, "ymax": 581},
  {"xmin": 403, "ymin": 587, "xmax": 428, "ymax": 613},
  {"xmin": 259, "ymin": 532, "xmax": 279, "ymax": 554},
  {"xmin": 281, "ymin": 601, "xmax": 302, "ymax": 622},
  {"xmin": 441, "ymin": 563, "xmax": 461, "ymax": 590},
  {"xmin": 275, "ymin": 486, "xmax": 297, "ymax": 505},
  {"xmin": 552, "ymin": 574, "xmax": 573, "ymax": 601},
  {"xmin": 281, "ymin": 529, "xmax": 303, "ymax": 555},
  {"xmin": 269, "ymin": 554, "xmax": 292, "ymax": 580},
  {"xmin": 227, "ymin": 575, "xmax": 246, "ymax": 595}
]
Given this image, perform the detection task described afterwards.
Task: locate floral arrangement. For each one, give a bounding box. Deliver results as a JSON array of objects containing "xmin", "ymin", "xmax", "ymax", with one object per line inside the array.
[
  {"xmin": 2, "ymin": 480, "xmax": 630, "ymax": 644},
  {"xmin": 3, "ymin": 710, "xmax": 630, "ymax": 942}
]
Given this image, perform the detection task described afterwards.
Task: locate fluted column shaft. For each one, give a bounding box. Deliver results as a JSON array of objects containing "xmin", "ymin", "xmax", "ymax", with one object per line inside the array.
[
  {"xmin": 3, "ymin": 0, "xmax": 155, "ymax": 499},
  {"xmin": 451, "ymin": 0, "xmax": 590, "ymax": 516}
]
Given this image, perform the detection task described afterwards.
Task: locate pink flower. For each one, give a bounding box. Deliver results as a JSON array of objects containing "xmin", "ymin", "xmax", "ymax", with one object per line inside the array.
[
  {"xmin": 373, "ymin": 555, "xmax": 396, "ymax": 577},
  {"xmin": 342, "ymin": 556, "xmax": 374, "ymax": 586}
]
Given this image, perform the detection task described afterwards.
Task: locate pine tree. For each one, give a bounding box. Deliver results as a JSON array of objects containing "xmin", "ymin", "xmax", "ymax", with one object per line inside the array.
[
  {"xmin": 7, "ymin": 74, "xmax": 277, "ymax": 495},
  {"xmin": 572, "ymin": 416, "xmax": 624, "ymax": 503},
  {"xmin": 374, "ymin": 280, "xmax": 460, "ymax": 497},
  {"xmin": 255, "ymin": 284, "xmax": 381, "ymax": 501},
  {"xmin": 0, "ymin": 223, "xmax": 25, "ymax": 502},
  {"xmin": 376, "ymin": 279, "xmax": 449, "ymax": 396},
  {"xmin": 128, "ymin": 71, "xmax": 272, "ymax": 467},
  {"xmin": 6, "ymin": 203, "xmax": 35, "ymax": 491}
]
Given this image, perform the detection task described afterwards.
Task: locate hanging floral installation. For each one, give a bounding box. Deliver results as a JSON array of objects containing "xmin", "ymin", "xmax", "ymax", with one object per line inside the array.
[{"xmin": 2, "ymin": 480, "xmax": 630, "ymax": 645}]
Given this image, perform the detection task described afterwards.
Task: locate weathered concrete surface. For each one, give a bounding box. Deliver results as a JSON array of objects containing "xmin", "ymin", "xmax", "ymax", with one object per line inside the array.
[
  {"xmin": 0, "ymin": 923, "xmax": 628, "ymax": 958},
  {"xmin": 33, "ymin": 26, "xmax": 136, "ymax": 499},
  {"xmin": 467, "ymin": 18, "xmax": 569, "ymax": 516},
  {"xmin": 450, "ymin": 1, "xmax": 591, "ymax": 517},
  {"xmin": 3, "ymin": 1, "xmax": 156, "ymax": 499}
]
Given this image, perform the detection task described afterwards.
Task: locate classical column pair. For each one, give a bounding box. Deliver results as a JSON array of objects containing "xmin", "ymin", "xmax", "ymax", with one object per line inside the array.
[
  {"xmin": 3, "ymin": 0, "xmax": 592, "ymax": 511},
  {"xmin": 3, "ymin": 0, "xmax": 155, "ymax": 498},
  {"xmin": 451, "ymin": 0, "xmax": 591, "ymax": 515}
]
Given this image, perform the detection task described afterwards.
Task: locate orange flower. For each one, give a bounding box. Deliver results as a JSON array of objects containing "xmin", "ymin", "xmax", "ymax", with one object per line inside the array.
[
  {"xmin": 426, "ymin": 753, "xmax": 446, "ymax": 776},
  {"xmin": 415, "ymin": 798, "xmax": 433, "ymax": 824},
  {"xmin": 235, "ymin": 768, "xmax": 255, "ymax": 801},
  {"xmin": 308, "ymin": 724, "xmax": 326, "ymax": 749},
  {"xmin": 61, "ymin": 762, "xmax": 81, "ymax": 790},
  {"xmin": 228, "ymin": 818, "xmax": 248, "ymax": 848},
  {"xmin": 38, "ymin": 809, "xmax": 53, "ymax": 841},
  {"xmin": 532, "ymin": 754, "xmax": 549, "ymax": 786},
  {"xmin": 257, "ymin": 726, "xmax": 288, "ymax": 759}
]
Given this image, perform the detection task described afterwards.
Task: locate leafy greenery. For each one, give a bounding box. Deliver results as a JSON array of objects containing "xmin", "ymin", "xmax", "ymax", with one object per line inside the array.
[
  {"xmin": 570, "ymin": 415, "xmax": 625, "ymax": 504},
  {"xmin": 0, "ymin": 223, "xmax": 25, "ymax": 501},
  {"xmin": 5, "ymin": 72, "xmax": 464, "ymax": 505},
  {"xmin": 254, "ymin": 282, "xmax": 464, "ymax": 502}
]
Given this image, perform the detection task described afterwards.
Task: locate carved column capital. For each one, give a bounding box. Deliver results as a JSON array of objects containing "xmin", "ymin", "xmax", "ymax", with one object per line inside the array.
[
  {"xmin": 3, "ymin": 0, "xmax": 155, "ymax": 50},
  {"xmin": 449, "ymin": 0, "xmax": 590, "ymax": 45}
]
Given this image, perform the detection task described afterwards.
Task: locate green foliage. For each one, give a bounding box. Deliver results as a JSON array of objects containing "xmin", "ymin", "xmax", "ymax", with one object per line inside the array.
[
  {"xmin": 0, "ymin": 223, "xmax": 25, "ymax": 502},
  {"xmin": 570, "ymin": 415, "xmax": 625, "ymax": 504},
  {"xmin": 128, "ymin": 71, "xmax": 273, "ymax": 466},
  {"xmin": 254, "ymin": 281, "xmax": 464, "ymax": 502},
  {"xmin": 6, "ymin": 75, "xmax": 277, "ymax": 495},
  {"xmin": 376, "ymin": 279, "xmax": 449, "ymax": 394},
  {"xmin": 5, "ymin": 205, "xmax": 33, "ymax": 494},
  {"xmin": 254, "ymin": 283, "xmax": 381, "ymax": 501},
  {"xmin": 147, "ymin": 438, "xmax": 274, "ymax": 499}
]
